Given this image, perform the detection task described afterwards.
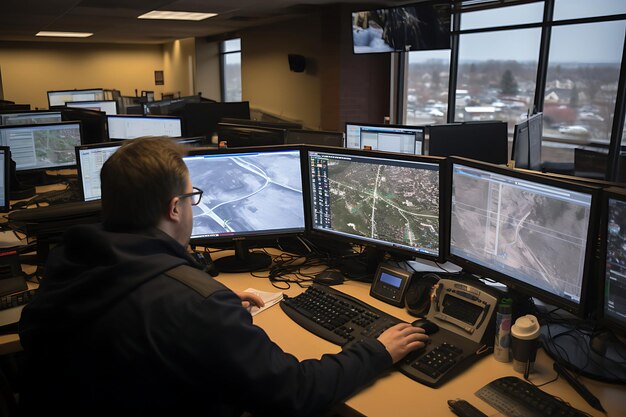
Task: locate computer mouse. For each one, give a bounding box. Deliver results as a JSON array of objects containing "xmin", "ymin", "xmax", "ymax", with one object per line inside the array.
[
  {"xmin": 411, "ymin": 318, "xmax": 440, "ymax": 335},
  {"xmin": 313, "ymin": 270, "xmax": 345, "ymax": 286}
]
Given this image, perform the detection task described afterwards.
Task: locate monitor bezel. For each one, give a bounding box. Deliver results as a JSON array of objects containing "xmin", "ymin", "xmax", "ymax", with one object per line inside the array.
[
  {"xmin": 47, "ymin": 88, "xmax": 105, "ymax": 107},
  {"xmin": 597, "ymin": 186, "xmax": 626, "ymax": 335},
  {"xmin": 74, "ymin": 141, "xmax": 122, "ymax": 202},
  {"xmin": 65, "ymin": 99, "xmax": 119, "ymax": 115},
  {"xmin": 344, "ymin": 121, "xmax": 425, "ymax": 155},
  {"xmin": 304, "ymin": 145, "xmax": 447, "ymax": 262},
  {"xmin": 0, "ymin": 146, "xmax": 10, "ymax": 212},
  {"xmin": 446, "ymin": 156, "xmax": 601, "ymax": 317},
  {"xmin": 184, "ymin": 144, "xmax": 307, "ymax": 246},
  {"xmin": 106, "ymin": 114, "xmax": 184, "ymax": 140},
  {"xmin": 0, "ymin": 121, "xmax": 84, "ymax": 173}
]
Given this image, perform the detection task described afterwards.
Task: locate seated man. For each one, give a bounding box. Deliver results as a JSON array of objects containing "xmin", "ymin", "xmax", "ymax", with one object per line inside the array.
[{"xmin": 19, "ymin": 137, "xmax": 428, "ymax": 416}]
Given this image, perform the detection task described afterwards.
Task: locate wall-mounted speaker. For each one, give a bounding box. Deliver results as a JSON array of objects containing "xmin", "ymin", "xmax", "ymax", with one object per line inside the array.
[{"xmin": 288, "ymin": 54, "xmax": 306, "ymax": 73}]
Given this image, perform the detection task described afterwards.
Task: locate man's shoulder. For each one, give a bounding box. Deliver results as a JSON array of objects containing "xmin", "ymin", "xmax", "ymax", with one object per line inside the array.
[{"xmin": 163, "ymin": 264, "xmax": 227, "ymax": 298}]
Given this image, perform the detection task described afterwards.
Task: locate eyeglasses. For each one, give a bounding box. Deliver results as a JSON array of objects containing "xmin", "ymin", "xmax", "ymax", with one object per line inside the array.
[{"xmin": 177, "ymin": 187, "xmax": 203, "ymax": 206}]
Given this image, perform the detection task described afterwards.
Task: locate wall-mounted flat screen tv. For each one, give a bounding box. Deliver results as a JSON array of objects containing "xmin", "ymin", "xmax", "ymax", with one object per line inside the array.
[{"xmin": 352, "ymin": 1, "xmax": 451, "ymax": 54}]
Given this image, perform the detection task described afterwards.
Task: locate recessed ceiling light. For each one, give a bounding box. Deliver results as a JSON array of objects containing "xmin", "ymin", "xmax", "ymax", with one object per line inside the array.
[
  {"xmin": 138, "ymin": 11, "xmax": 217, "ymax": 21},
  {"xmin": 36, "ymin": 31, "xmax": 93, "ymax": 38}
]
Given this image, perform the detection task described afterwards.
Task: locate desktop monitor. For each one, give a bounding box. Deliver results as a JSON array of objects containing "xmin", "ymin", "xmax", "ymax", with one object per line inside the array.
[
  {"xmin": 171, "ymin": 101, "xmax": 251, "ymax": 138},
  {"xmin": 0, "ymin": 122, "xmax": 83, "ymax": 172},
  {"xmin": 599, "ymin": 186, "xmax": 626, "ymax": 334},
  {"xmin": 352, "ymin": 1, "xmax": 451, "ymax": 54},
  {"xmin": 0, "ymin": 147, "xmax": 10, "ymax": 212},
  {"xmin": 307, "ymin": 147, "xmax": 444, "ymax": 261},
  {"xmin": 284, "ymin": 129, "xmax": 344, "ymax": 147},
  {"xmin": 75, "ymin": 142, "xmax": 122, "ymax": 202},
  {"xmin": 66, "ymin": 100, "xmax": 118, "ymax": 116},
  {"xmin": 47, "ymin": 89, "xmax": 105, "ymax": 107},
  {"xmin": 345, "ymin": 122, "xmax": 424, "ymax": 155},
  {"xmin": 217, "ymin": 122, "xmax": 286, "ymax": 148},
  {"xmin": 107, "ymin": 115, "xmax": 183, "ymax": 140},
  {"xmin": 448, "ymin": 157, "xmax": 599, "ymax": 316},
  {"xmin": 183, "ymin": 146, "xmax": 305, "ymax": 272},
  {"xmin": 0, "ymin": 111, "xmax": 62, "ymax": 126},
  {"xmin": 428, "ymin": 121, "xmax": 508, "ymax": 164},
  {"xmin": 61, "ymin": 108, "xmax": 108, "ymax": 144},
  {"xmin": 512, "ymin": 113, "xmax": 543, "ymax": 171}
]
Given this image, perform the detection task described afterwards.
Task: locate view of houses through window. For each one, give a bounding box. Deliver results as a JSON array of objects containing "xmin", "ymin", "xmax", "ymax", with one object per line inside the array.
[{"xmin": 220, "ymin": 39, "xmax": 242, "ymax": 102}]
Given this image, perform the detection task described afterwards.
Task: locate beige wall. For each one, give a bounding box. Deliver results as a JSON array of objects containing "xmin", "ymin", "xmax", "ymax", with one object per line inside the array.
[
  {"xmin": 0, "ymin": 41, "xmax": 187, "ymax": 109},
  {"xmin": 162, "ymin": 38, "xmax": 196, "ymax": 98},
  {"xmin": 195, "ymin": 39, "xmax": 222, "ymax": 101},
  {"xmin": 241, "ymin": 15, "xmax": 325, "ymax": 129}
]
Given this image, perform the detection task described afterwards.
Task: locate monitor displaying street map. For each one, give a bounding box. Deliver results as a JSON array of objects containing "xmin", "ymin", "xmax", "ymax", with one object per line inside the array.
[
  {"xmin": 183, "ymin": 148, "xmax": 305, "ymax": 241},
  {"xmin": 449, "ymin": 160, "xmax": 598, "ymax": 315},
  {"xmin": 308, "ymin": 149, "xmax": 442, "ymax": 259}
]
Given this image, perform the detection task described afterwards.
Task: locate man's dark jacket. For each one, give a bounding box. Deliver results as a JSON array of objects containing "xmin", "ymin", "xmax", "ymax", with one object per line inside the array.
[{"xmin": 18, "ymin": 224, "xmax": 392, "ymax": 416}]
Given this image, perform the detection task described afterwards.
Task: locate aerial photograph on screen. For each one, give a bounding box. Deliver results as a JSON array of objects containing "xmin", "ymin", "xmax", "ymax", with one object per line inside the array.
[
  {"xmin": 34, "ymin": 126, "xmax": 81, "ymax": 166},
  {"xmin": 451, "ymin": 171, "xmax": 590, "ymax": 301},
  {"xmin": 186, "ymin": 151, "xmax": 304, "ymax": 236},
  {"xmin": 325, "ymin": 158, "xmax": 439, "ymax": 253}
]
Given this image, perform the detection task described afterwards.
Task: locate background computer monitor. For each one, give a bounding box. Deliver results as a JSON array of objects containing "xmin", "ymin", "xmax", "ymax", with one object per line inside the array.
[
  {"xmin": 171, "ymin": 101, "xmax": 251, "ymax": 139},
  {"xmin": 428, "ymin": 121, "xmax": 508, "ymax": 164},
  {"xmin": 217, "ymin": 122, "xmax": 286, "ymax": 148},
  {"xmin": 107, "ymin": 115, "xmax": 183, "ymax": 140},
  {"xmin": 66, "ymin": 100, "xmax": 118, "ymax": 115},
  {"xmin": 75, "ymin": 142, "xmax": 122, "ymax": 202},
  {"xmin": 307, "ymin": 147, "xmax": 444, "ymax": 263},
  {"xmin": 511, "ymin": 119, "xmax": 530, "ymax": 169},
  {"xmin": 61, "ymin": 108, "xmax": 108, "ymax": 144},
  {"xmin": 599, "ymin": 186, "xmax": 626, "ymax": 334},
  {"xmin": 345, "ymin": 122, "xmax": 424, "ymax": 155},
  {"xmin": 0, "ymin": 147, "xmax": 10, "ymax": 212},
  {"xmin": 284, "ymin": 129, "xmax": 344, "ymax": 147},
  {"xmin": 183, "ymin": 146, "xmax": 305, "ymax": 272},
  {"xmin": 448, "ymin": 157, "xmax": 599, "ymax": 316},
  {"xmin": 0, "ymin": 111, "xmax": 62, "ymax": 126},
  {"xmin": 0, "ymin": 121, "xmax": 83, "ymax": 172},
  {"xmin": 527, "ymin": 112, "xmax": 543, "ymax": 171},
  {"xmin": 47, "ymin": 88, "xmax": 105, "ymax": 107}
]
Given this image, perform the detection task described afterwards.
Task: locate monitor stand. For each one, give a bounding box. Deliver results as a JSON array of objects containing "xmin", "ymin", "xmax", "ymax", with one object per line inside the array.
[
  {"xmin": 214, "ymin": 240, "xmax": 272, "ymax": 273},
  {"xmin": 9, "ymin": 159, "xmax": 35, "ymax": 200},
  {"xmin": 541, "ymin": 323, "xmax": 626, "ymax": 383}
]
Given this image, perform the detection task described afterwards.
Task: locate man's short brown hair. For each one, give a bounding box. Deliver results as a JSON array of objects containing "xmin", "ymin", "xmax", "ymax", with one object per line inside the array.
[{"xmin": 100, "ymin": 137, "xmax": 188, "ymax": 231}]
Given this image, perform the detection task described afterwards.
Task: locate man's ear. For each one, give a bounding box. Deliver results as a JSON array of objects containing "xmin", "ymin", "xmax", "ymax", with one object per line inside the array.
[{"xmin": 167, "ymin": 196, "xmax": 182, "ymax": 223}]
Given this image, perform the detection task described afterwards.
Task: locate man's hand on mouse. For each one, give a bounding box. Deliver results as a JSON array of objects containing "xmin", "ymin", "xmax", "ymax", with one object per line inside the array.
[{"xmin": 377, "ymin": 323, "xmax": 429, "ymax": 364}]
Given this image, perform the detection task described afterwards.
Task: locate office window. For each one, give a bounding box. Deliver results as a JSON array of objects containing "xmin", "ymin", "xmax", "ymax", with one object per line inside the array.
[
  {"xmin": 220, "ymin": 38, "xmax": 242, "ymax": 102},
  {"xmin": 461, "ymin": 2, "xmax": 543, "ymax": 30},
  {"xmin": 543, "ymin": 20, "xmax": 626, "ymax": 165},
  {"xmin": 554, "ymin": 0, "xmax": 626, "ymax": 21},
  {"xmin": 456, "ymin": 27, "xmax": 541, "ymax": 129},
  {"xmin": 405, "ymin": 50, "xmax": 450, "ymax": 125}
]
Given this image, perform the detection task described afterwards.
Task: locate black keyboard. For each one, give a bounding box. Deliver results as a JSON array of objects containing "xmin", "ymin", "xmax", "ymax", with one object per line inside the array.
[
  {"xmin": 476, "ymin": 376, "xmax": 588, "ymax": 417},
  {"xmin": 0, "ymin": 289, "xmax": 37, "ymax": 311},
  {"xmin": 280, "ymin": 284, "xmax": 470, "ymax": 387}
]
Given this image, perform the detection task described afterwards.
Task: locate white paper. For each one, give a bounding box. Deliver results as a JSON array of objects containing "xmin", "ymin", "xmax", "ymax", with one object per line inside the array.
[{"xmin": 243, "ymin": 287, "xmax": 284, "ymax": 316}]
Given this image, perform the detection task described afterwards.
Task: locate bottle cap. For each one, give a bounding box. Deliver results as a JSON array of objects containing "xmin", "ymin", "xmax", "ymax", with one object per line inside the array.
[
  {"xmin": 498, "ymin": 297, "xmax": 513, "ymax": 314},
  {"xmin": 511, "ymin": 314, "xmax": 540, "ymax": 340}
]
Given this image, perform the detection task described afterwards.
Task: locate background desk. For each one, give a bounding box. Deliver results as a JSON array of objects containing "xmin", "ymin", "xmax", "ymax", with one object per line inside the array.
[{"xmin": 215, "ymin": 271, "xmax": 626, "ymax": 417}]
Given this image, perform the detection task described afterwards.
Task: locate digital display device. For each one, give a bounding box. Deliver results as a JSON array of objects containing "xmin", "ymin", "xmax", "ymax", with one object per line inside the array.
[
  {"xmin": 345, "ymin": 122, "xmax": 424, "ymax": 155},
  {"xmin": 428, "ymin": 121, "xmax": 508, "ymax": 164},
  {"xmin": 352, "ymin": 1, "xmax": 451, "ymax": 54},
  {"xmin": 217, "ymin": 122, "xmax": 286, "ymax": 148},
  {"xmin": 0, "ymin": 147, "xmax": 10, "ymax": 212},
  {"xmin": 107, "ymin": 115, "xmax": 182, "ymax": 140},
  {"xmin": 75, "ymin": 142, "xmax": 122, "ymax": 201},
  {"xmin": 61, "ymin": 108, "xmax": 108, "ymax": 144},
  {"xmin": 600, "ymin": 187, "xmax": 626, "ymax": 333},
  {"xmin": 308, "ymin": 148, "xmax": 443, "ymax": 260},
  {"xmin": 169, "ymin": 101, "xmax": 251, "ymax": 138},
  {"xmin": 66, "ymin": 100, "xmax": 118, "ymax": 115},
  {"xmin": 0, "ymin": 111, "xmax": 62, "ymax": 126},
  {"xmin": 512, "ymin": 113, "xmax": 543, "ymax": 171},
  {"xmin": 0, "ymin": 122, "xmax": 82, "ymax": 171},
  {"xmin": 449, "ymin": 158, "xmax": 599, "ymax": 316},
  {"xmin": 183, "ymin": 147, "xmax": 305, "ymax": 272},
  {"xmin": 48, "ymin": 89, "xmax": 105, "ymax": 107}
]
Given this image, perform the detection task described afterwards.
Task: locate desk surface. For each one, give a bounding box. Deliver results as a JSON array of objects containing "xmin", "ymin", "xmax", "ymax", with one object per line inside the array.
[{"xmin": 215, "ymin": 271, "xmax": 626, "ymax": 417}]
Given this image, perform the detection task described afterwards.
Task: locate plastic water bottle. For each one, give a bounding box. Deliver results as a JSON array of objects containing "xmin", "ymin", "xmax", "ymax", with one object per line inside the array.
[{"xmin": 494, "ymin": 298, "xmax": 513, "ymax": 362}]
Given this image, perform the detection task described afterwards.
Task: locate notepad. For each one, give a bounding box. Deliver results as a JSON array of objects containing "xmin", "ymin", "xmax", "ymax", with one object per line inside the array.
[{"xmin": 244, "ymin": 288, "xmax": 283, "ymax": 316}]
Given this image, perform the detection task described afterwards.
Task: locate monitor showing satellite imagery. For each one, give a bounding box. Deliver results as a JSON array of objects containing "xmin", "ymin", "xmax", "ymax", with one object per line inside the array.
[
  {"xmin": 450, "ymin": 163, "xmax": 594, "ymax": 305},
  {"xmin": 184, "ymin": 149, "xmax": 305, "ymax": 240},
  {"xmin": 308, "ymin": 150, "xmax": 441, "ymax": 258}
]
